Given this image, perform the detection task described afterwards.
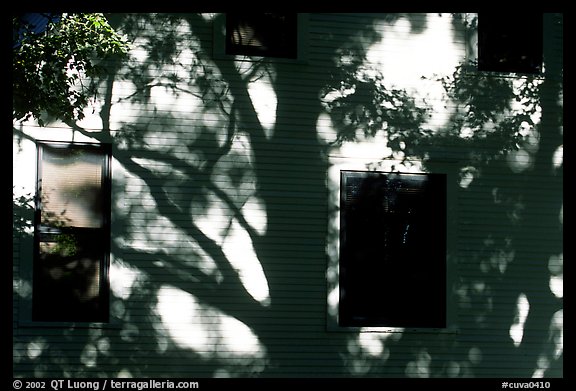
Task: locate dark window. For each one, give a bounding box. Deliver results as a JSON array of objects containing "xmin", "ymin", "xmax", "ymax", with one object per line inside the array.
[
  {"xmin": 339, "ymin": 171, "xmax": 446, "ymax": 328},
  {"xmin": 225, "ymin": 13, "xmax": 297, "ymax": 59},
  {"xmin": 33, "ymin": 142, "xmax": 111, "ymax": 322},
  {"xmin": 477, "ymin": 13, "xmax": 543, "ymax": 74}
]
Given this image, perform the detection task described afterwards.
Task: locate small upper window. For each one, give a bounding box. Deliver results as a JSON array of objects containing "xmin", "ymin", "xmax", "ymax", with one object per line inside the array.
[
  {"xmin": 477, "ymin": 13, "xmax": 543, "ymax": 74},
  {"xmin": 225, "ymin": 13, "xmax": 297, "ymax": 59}
]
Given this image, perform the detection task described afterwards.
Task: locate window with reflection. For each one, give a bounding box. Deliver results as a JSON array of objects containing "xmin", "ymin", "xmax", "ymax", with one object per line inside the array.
[
  {"xmin": 477, "ymin": 13, "xmax": 543, "ymax": 74},
  {"xmin": 339, "ymin": 170, "xmax": 446, "ymax": 328},
  {"xmin": 33, "ymin": 142, "xmax": 111, "ymax": 322},
  {"xmin": 225, "ymin": 13, "xmax": 297, "ymax": 59}
]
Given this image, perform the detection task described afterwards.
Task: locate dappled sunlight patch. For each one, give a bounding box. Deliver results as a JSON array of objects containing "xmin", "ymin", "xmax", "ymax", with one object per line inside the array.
[
  {"xmin": 503, "ymin": 81, "xmax": 542, "ymax": 174},
  {"xmin": 118, "ymin": 176, "xmax": 223, "ymax": 279},
  {"xmin": 229, "ymin": 131, "xmax": 257, "ymax": 167},
  {"xmin": 459, "ymin": 126, "xmax": 475, "ymax": 139},
  {"xmin": 201, "ymin": 111, "xmax": 235, "ymax": 149},
  {"xmin": 129, "ymin": 36, "xmax": 150, "ymax": 64},
  {"xmin": 368, "ymin": 14, "xmax": 461, "ymax": 132},
  {"xmin": 337, "ymin": 131, "xmax": 393, "ymax": 160},
  {"xmin": 109, "ymin": 18, "xmax": 230, "ymax": 137},
  {"xmin": 80, "ymin": 343, "xmax": 98, "ymax": 367},
  {"xmin": 486, "ymin": 241, "xmax": 515, "ymax": 274},
  {"xmin": 454, "ymin": 278, "xmax": 493, "ymax": 327},
  {"xmin": 155, "ymin": 330, "xmax": 170, "ymax": 355},
  {"xmin": 507, "ymin": 148, "xmax": 533, "ymax": 173},
  {"xmin": 552, "ymin": 145, "xmax": 563, "ymax": 170},
  {"xmin": 315, "ymin": 111, "xmax": 338, "ymax": 145},
  {"xmin": 193, "ymin": 191, "xmax": 230, "ymax": 243},
  {"xmin": 155, "ymin": 285, "xmax": 268, "ymax": 366},
  {"xmin": 326, "ymin": 284, "xmax": 339, "ymax": 317},
  {"xmin": 391, "ymin": 148, "xmax": 405, "ymax": 161},
  {"xmin": 181, "ymin": 137, "xmax": 269, "ymax": 305},
  {"xmin": 518, "ymin": 122, "xmax": 540, "ymax": 154},
  {"xmin": 14, "ymin": 278, "xmax": 32, "ymax": 299},
  {"xmin": 550, "ymin": 310, "xmax": 563, "ymax": 359},
  {"xmin": 97, "ymin": 337, "xmax": 111, "ymax": 355},
  {"xmin": 27, "ymin": 338, "xmax": 47, "ymax": 360},
  {"xmin": 548, "ymin": 254, "xmax": 563, "ymax": 298},
  {"xmin": 344, "ymin": 329, "xmax": 403, "ymax": 375},
  {"xmin": 110, "ymin": 298, "xmax": 127, "ymax": 320},
  {"xmin": 119, "ymin": 323, "xmax": 140, "ymax": 342},
  {"xmin": 127, "ymin": 214, "xmax": 182, "ymax": 249},
  {"xmin": 222, "ymin": 219, "xmax": 270, "ymax": 306},
  {"xmin": 219, "ymin": 315, "xmax": 264, "ymax": 355},
  {"xmin": 357, "ymin": 332, "xmax": 392, "ymax": 358},
  {"xmin": 245, "ymin": 68, "xmax": 278, "ymax": 137},
  {"xmin": 348, "ymin": 358, "xmax": 372, "ymax": 376},
  {"xmin": 200, "ymin": 13, "xmax": 219, "ymax": 21},
  {"xmin": 454, "ymin": 282, "xmax": 472, "ymax": 309},
  {"xmin": 532, "ymin": 357, "xmax": 551, "ymax": 378},
  {"xmin": 458, "ymin": 166, "xmax": 477, "ymax": 189},
  {"xmin": 213, "ymin": 369, "xmax": 234, "ymax": 378},
  {"xmin": 156, "ymin": 285, "xmax": 216, "ymax": 354},
  {"xmin": 241, "ymin": 195, "xmax": 268, "ymax": 236},
  {"xmin": 446, "ymin": 361, "xmax": 461, "ymax": 377},
  {"xmin": 110, "ymin": 260, "xmax": 142, "ymax": 300},
  {"xmin": 405, "ymin": 349, "xmax": 432, "ymax": 378},
  {"xmin": 108, "ymin": 80, "xmax": 140, "ymax": 129},
  {"xmin": 445, "ymin": 360, "xmax": 474, "ymax": 378},
  {"xmin": 512, "ymin": 79, "xmax": 543, "ymax": 124},
  {"xmin": 472, "ymin": 281, "xmax": 493, "ymax": 324},
  {"xmin": 532, "ymin": 309, "xmax": 563, "ymax": 377},
  {"xmin": 366, "ymin": 158, "xmax": 425, "ymax": 173},
  {"xmin": 467, "ymin": 346, "xmax": 482, "ymax": 365},
  {"xmin": 454, "ymin": 280, "xmax": 494, "ymax": 326},
  {"xmin": 117, "ymin": 369, "xmax": 133, "ymax": 378},
  {"xmin": 509, "ymin": 293, "xmax": 529, "ymax": 347}
]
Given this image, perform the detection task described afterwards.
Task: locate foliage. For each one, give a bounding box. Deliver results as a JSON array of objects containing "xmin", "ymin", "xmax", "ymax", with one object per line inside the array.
[
  {"xmin": 12, "ymin": 187, "xmax": 34, "ymax": 236},
  {"xmin": 321, "ymin": 55, "xmax": 430, "ymax": 148},
  {"xmin": 12, "ymin": 13, "xmax": 130, "ymax": 126},
  {"xmin": 437, "ymin": 61, "xmax": 541, "ymax": 150},
  {"xmin": 51, "ymin": 234, "xmax": 78, "ymax": 257}
]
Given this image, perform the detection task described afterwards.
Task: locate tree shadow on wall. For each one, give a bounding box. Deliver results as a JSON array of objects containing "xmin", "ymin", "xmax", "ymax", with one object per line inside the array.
[
  {"xmin": 12, "ymin": 13, "xmax": 562, "ymax": 379},
  {"xmin": 336, "ymin": 61, "xmax": 562, "ymax": 377},
  {"xmin": 326, "ymin": 14, "xmax": 562, "ymax": 377}
]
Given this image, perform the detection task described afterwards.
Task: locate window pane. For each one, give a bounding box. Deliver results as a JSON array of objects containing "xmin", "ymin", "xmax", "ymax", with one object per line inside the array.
[
  {"xmin": 339, "ymin": 171, "xmax": 446, "ymax": 328},
  {"xmin": 34, "ymin": 143, "xmax": 111, "ymax": 323},
  {"xmin": 33, "ymin": 230, "xmax": 108, "ymax": 322},
  {"xmin": 478, "ymin": 13, "xmax": 543, "ymax": 74},
  {"xmin": 40, "ymin": 145, "xmax": 105, "ymax": 228},
  {"xmin": 226, "ymin": 13, "xmax": 297, "ymax": 59}
]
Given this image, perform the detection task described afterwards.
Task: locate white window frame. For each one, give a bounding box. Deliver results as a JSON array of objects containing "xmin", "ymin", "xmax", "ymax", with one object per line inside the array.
[
  {"xmin": 326, "ymin": 161, "xmax": 458, "ymax": 334},
  {"xmin": 16, "ymin": 138, "xmax": 119, "ymax": 329},
  {"xmin": 213, "ymin": 13, "xmax": 309, "ymax": 64}
]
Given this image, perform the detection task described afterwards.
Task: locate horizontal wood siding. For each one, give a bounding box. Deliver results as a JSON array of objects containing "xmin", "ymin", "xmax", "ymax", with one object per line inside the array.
[{"xmin": 13, "ymin": 13, "xmax": 562, "ymax": 378}]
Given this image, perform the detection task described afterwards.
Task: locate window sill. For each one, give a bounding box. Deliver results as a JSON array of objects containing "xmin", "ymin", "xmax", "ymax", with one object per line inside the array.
[
  {"xmin": 17, "ymin": 320, "xmax": 123, "ymax": 330},
  {"xmin": 462, "ymin": 63, "xmax": 545, "ymax": 80},
  {"xmin": 327, "ymin": 324, "xmax": 459, "ymax": 334},
  {"xmin": 212, "ymin": 13, "xmax": 309, "ymax": 66},
  {"xmin": 215, "ymin": 53, "xmax": 308, "ymax": 65}
]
